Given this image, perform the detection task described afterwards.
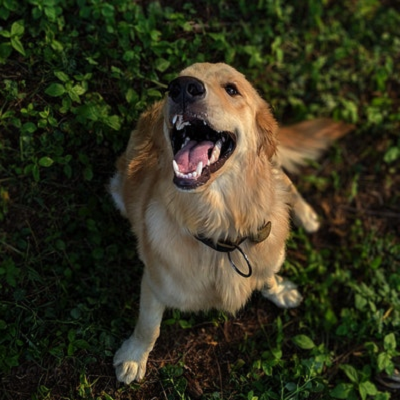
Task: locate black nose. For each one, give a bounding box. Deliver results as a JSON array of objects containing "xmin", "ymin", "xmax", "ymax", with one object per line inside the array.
[{"xmin": 168, "ymin": 76, "xmax": 206, "ymax": 104}]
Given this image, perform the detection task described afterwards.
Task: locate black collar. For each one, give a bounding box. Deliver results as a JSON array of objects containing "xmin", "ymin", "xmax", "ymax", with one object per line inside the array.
[
  {"xmin": 194, "ymin": 221, "xmax": 271, "ymax": 278},
  {"xmin": 195, "ymin": 235, "xmax": 246, "ymax": 253}
]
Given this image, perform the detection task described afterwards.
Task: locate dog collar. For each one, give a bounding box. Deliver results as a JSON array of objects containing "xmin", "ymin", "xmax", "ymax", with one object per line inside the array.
[{"xmin": 195, "ymin": 221, "xmax": 271, "ymax": 278}]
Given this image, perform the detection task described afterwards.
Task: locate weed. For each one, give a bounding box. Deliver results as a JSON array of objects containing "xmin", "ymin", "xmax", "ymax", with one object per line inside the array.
[{"xmin": 1, "ymin": 0, "xmax": 399, "ymax": 399}]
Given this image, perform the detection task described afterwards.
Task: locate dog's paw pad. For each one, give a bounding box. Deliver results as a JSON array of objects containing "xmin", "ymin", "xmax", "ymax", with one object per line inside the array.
[{"xmin": 261, "ymin": 279, "xmax": 303, "ymax": 309}]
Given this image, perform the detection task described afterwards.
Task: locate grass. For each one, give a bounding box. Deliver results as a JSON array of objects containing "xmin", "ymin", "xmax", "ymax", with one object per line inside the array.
[{"xmin": 1, "ymin": 0, "xmax": 399, "ymax": 399}]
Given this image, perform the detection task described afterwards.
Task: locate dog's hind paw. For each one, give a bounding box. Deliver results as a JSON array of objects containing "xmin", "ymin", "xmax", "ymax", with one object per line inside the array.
[
  {"xmin": 261, "ymin": 276, "xmax": 303, "ymax": 308},
  {"xmin": 292, "ymin": 202, "xmax": 320, "ymax": 233}
]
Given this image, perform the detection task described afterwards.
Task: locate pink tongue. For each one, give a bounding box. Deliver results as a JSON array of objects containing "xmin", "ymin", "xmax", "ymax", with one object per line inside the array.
[{"xmin": 174, "ymin": 140, "xmax": 214, "ymax": 174}]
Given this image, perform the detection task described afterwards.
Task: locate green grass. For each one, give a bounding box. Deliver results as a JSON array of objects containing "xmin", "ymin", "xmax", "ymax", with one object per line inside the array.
[{"xmin": 1, "ymin": 0, "xmax": 399, "ymax": 399}]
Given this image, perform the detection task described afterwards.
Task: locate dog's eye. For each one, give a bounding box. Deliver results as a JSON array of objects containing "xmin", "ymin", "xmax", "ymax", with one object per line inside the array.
[{"xmin": 225, "ymin": 84, "xmax": 240, "ymax": 97}]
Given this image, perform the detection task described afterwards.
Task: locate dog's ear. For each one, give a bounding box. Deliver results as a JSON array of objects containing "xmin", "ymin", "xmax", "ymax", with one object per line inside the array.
[{"xmin": 256, "ymin": 102, "xmax": 278, "ymax": 158}]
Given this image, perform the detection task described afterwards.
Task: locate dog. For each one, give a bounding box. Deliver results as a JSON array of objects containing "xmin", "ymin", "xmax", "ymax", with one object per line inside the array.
[{"xmin": 109, "ymin": 62, "xmax": 353, "ymax": 384}]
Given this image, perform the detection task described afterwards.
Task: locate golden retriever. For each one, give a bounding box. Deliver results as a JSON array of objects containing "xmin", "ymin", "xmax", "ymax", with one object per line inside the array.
[{"xmin": 109, "ymin": 63, "xmax": 353, "ymax": 384}]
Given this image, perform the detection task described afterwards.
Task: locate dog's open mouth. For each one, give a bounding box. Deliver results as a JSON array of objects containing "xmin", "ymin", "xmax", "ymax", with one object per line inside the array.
[{"xmin": 170, "ymin": 115, "xmax": 236, "ymax": 190}]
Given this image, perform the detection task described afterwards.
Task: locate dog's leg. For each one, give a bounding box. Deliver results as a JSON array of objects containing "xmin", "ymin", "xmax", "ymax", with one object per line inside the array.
[
  {"xmin": 114, "ymin": 275, "xmax": 165, "ymax": 384},
  {"xmin": 261, "ymin": 274, "xmax": 303, "ymax": 308},
  {"xmin": 281, "ymin": 171, "xmax": 320, "ymax": 233}
]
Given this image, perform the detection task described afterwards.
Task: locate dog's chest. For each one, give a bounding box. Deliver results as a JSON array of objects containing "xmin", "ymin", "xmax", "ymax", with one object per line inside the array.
[{"xmin": 142, "ymin": 200, "xmax": 257, "ymax": 313}]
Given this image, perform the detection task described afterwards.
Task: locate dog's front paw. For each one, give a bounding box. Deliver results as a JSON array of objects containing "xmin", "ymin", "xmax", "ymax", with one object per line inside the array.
[
  {"xmin": 113, "ymin": 338, "xmax": 149, "ymax": 384},
  {"xmin": 261, "ymin": 277, "xmax": 303, "ymax": 308},
  {"xmin": 114, "ymin": 359, "xmax": 147, "ymax": 384}
]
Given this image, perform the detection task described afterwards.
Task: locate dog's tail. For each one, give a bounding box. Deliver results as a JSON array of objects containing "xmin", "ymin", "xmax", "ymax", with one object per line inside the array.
[{"xmin": 277, "ymin": 118, "xmax": 354, "ymax": 173}]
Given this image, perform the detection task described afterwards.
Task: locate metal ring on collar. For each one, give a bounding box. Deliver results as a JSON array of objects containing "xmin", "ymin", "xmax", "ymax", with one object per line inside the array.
[{"xmin": 227, "ymin": 245, "xmax": 252, "ymax": 278}]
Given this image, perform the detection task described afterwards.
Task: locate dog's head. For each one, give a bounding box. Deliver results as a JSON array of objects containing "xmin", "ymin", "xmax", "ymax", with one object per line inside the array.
[{"xmin": 163, "ymin": 63, "xmax": 278, "ymax": 191}]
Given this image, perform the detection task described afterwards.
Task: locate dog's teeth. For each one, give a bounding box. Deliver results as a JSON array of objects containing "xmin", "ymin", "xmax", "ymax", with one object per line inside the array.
[
  {"xmin": 172, "ymin": 160, "xmax": 180, "ymax": 175},
  {"xmin": 195, "ymin": 161, "xmax": 203, "ymax": 177},
  {"xmin": 174, "ymin": 115, "xmax": 191, "ymax": 131},
  {"xmin": 209, "ymin": 140, "xmax": 222, "ymax": 164},
  {"xmin": 173, "ymin": 162, "xmax": 202, "ymax": 180},
  {"xmin": 177, "ymin": 120, "xmax": 190, "ymax": 131}
]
